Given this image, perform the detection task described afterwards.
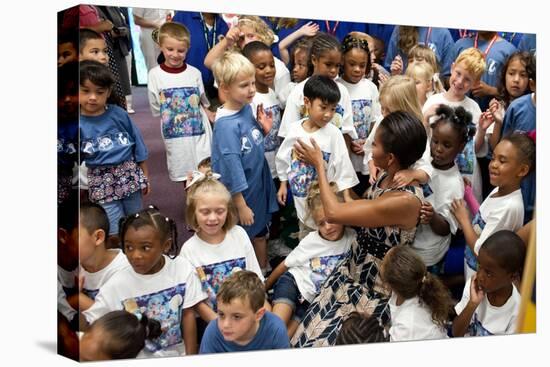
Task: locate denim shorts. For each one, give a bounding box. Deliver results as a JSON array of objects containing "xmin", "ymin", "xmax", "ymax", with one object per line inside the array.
[{"xmin": 272, "ymin": 271, "xmax": 310, "ymax": 322}]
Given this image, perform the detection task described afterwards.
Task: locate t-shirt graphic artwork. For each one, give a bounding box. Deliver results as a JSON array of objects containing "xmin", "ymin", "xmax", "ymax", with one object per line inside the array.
[
  {"xmin": 288, "ymin": 150, "xmax": 331, "ymax": 198},
  {"xmin": 122, "ymin": 284, "xmax": 187, "ymax": 353},
  {"xmin": 351, "ymin": 99, "xmax": 375, "ymax": 139},
  {"xmin": 310, "ymin": 253, "xmax": 348, "ymax": 293},
  {"xmin": 159, "ymin": 87, "xmax": 205, "ymax": 138},
  {"xmin": 263, "ymin": 104, "xmax": 282, "ymax": 153},
  {"xmin": 196, "ymin": 258, "xmax": 246, "ymax": 311}
]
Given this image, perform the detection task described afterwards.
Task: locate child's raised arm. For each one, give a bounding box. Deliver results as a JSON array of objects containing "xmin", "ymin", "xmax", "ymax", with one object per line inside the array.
[
  {"xmin": 204, "ymin": 26, "xmax": 242, "ymax": 70},
  {"xmin": 277, "ymin": 21, "xmax": 319, "ymax": 65},
  {"xmin": 450, "ymin": 198, "xmax": 478, "ymax": 253},
  {"xmin": 420, "ymin": 201, "xmax": 451, "ymax": 236},
  {"xmin": 452, "ymin": 274, "xmax": 485, "ymax": 337}
]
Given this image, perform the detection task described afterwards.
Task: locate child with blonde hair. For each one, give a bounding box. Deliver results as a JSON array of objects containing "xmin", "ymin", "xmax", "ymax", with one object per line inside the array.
[
  {"xmin": 147, "ymin": 22, "xmax": 213, "ymax": 186},
  {"xmin": 406, "ymin": 62, "xmax": 445, "ymax": 107},
  {"xmin": 211, "ymin": 51, "xmax": 278, "ymax": 275}
]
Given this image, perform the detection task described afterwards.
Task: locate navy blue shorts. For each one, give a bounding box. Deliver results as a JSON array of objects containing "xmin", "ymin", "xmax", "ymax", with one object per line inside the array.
[{"xmin": 272, "ymin": 271, "xmax": 310, "ymax": 322}]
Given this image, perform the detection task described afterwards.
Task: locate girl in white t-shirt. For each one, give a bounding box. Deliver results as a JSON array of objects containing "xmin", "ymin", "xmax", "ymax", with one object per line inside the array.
[
  {"xmin": 180, "ymin": 172, "xmax": 265, "ymax": 320},
  {"xmin": 83, "ymin": 206, "xmax": 208, "ymax": 357},
  {"xmin": 450, "ymin": 132, "xmax": 534, "ymax": 279},
  {"xmin": 266, "ymin": 182, "xmax": 355, "ymax": 337},
  {"xmin": 412, "ymin": 105, "xmax": 474, "ymax": 272},
  {"xmin": 337, "ymin": 34, "xmax": 382, "ymax": 196},
  {"xmin": 381, "ymin": 245, "xmax": 453, "ymax": 342}
]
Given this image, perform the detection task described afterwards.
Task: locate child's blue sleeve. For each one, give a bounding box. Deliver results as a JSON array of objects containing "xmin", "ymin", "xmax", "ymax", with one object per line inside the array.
[
  {"xmin": 440, "ymin": 30, "xmax": 455, "ymax": 77},
  {"xmin": 198, "ymin": 319, "xmax": 221, "ymax": 354},
  {"xmin": 384, "ymin": 26, "xmax": 399, "ymax": 71},
  {"xmin": 271, "ymin": 314, "xmax": 291, "ymax": 349},
  {"xmin": 212, "ymin": 120, "xmax": 248, "ymax": 194}
]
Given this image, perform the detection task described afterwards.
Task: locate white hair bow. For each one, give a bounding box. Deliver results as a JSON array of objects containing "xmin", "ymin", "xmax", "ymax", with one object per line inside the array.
[{"xmin": 186, "ymin": 170, "xmax": 221, "ymax": 190}]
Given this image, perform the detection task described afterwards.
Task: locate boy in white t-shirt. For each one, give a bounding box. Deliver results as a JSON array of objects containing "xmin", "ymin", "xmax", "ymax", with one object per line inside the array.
[
  {"xmin": 452, "ymin": 230, "xmax": 526, "ymax": 336},
  {"xmin": 275, "ymin": 75, "xmax": 358, "ymax": 234}
]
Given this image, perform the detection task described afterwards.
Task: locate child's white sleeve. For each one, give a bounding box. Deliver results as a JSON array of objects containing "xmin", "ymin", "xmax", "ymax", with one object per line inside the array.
[
  {"xmin": 275, "ymin": 134, "xmax": 294, "ymax": 181},
  {"xmin": 411, "ymin": 140, "xmax": 434, "ymax": 179},
  {"xmin": 363, "ymin": 117, "xmax": 382, "ymax": 166},
  {"xmin": 454, "ymin": 276, "xmax": 473, "ymax": 315},
  {"xmin": 329, "ymin": 131, "xmax": 359, "ymax": 190},
  {"xmin": 82, "ymin": 284, "xmax": 121, "ymax": 324},
  {"xmin": 339, "ymin": 87, "xmax": 358, "ymax": 140},
  {"xmin": 181, "ymin": 259, "xmax": 208, "ymax": 309},
  {"xmin": 279, "ymin": 89, "xmax": 301, "ymax": 138},
  {"xmin": 473, "ymin": 203, "xmax": 524, "ymax": 254},
  {"xmin": 284, "ymin": 234, "xmax": 314, "ymax": 268},
  {"xmin": 196, "ymin": 71, "xmax": 211, "ymax": 109},
  {"xmin": 147, "ymin": 69, "xmax": 161, "ymax": 117}
]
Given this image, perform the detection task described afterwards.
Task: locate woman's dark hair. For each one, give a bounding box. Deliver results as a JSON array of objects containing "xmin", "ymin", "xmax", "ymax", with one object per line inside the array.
[
  {"xmin": 501, "ymin": 132, "xmax": 536, "ymax": 174},
  {"xmin": 91, "ymin": 311, "xmax": 162, "ymax": 359},
  {"xmin": 341, "ymin": 34, "xmax": 372, "ymax": 76},
  {"xmin": 335, "ymin": 312, "xmax": 388, "ymax": 345},
  {"xmin": 303, "ymin": 74, "xmax": 341, "ymax": 104},
  {"xmin": 479, "ymin": 230, "xmax": 526, "ymax": 276},
  {"xmin": 79, "ymin": 59, "xmax": 115, "ymax": 89},
  {"xmin": 431, "ymin": 104, "xmax": 475, "ymax": 144},
  {"xmin": 378, "ymin": 111, "xmax": 427, "ymax": 168},
  {"xmin": 308, "ymin": 32, "xmax": 341, "ymax": 75},
  {"xmin": 118, "ymin": 205, "xmax": 179, "ymax": 258},
  {"xmin": 383, "ymin": 245, "xmax": 453, "ymax": 327},
  {"xmin": 242, "ymin": 40, "xmax": 272, "ymax": 60},
  {"xmin": 498, "ymin": 51, "xmax": 535, "ymax": 107}
]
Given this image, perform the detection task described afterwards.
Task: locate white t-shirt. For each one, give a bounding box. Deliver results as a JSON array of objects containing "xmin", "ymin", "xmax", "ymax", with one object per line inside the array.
[
  {"xmin": 278, "ymin": 77, "xmax": 358, "ymax": 140},
  {"xmin": 412, "ymin": 164, "xmax": 464, "ymax": 266},
  {"xmin": 81, "ymin": 249, "xmax": 130, "ymax": 301},
  {"xmin": 454, "ymin": 276, "xmax": 520, "ymax": 336},
  {"xmin": 464, "ymin": 187, "xmax": 524, "ymax": 279},
  {"xmin": 147, "ymin": 64, "xmax": 212, "ymax": 181},
  {"xmin": 423, "ymin": 92, "xmax": 483, "ymax": 202},
  {"xmin": 83, "ymin": 256, "xmax": 206, "ymax": 357},
  {"xmin": 251, "ymin": 88, "xmax": 283, "ymax": 178},
  {"xmin": 180, "ymin": 225, "xmax": 264, "ymax": 310},
  {"xmin": 389, "ymin": 292, "xmax": 448, "ymax": 342},
  {"xmin": 285, "ymin": 228, "xmax": 355, "ymax": 303},
  {"xmin": 277, "ymin": 81, "xmax": 297, "ymax": 110},
  {"xmin": 336, "ymin": 78, "xmax": 382, "ymax": 174},
  {"xmin": 275, "ymin": 119, "xmax": 359, "ymax": 227},
  {"xmin": 274, "ymin": 56, "xmax": 291, "ymax": 100},
  {"xmin": 58, "ymin": 280, "xmax": 76, "ymax": 322}
]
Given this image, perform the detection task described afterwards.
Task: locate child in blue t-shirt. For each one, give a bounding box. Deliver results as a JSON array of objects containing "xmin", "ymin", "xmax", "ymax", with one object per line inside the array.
[
  {"xmin": 79, "ymin": 60, "xmax": 149, "ymax": 242},
  {"xmin": 199, "ymin": 271, "xmax": 289, "ymax": 353}
]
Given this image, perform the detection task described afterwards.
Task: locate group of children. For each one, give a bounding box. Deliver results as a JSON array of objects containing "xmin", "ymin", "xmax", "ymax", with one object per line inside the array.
[{"xmin": 57, "ymin": 8, "xmax": 536, "ymax": 361}]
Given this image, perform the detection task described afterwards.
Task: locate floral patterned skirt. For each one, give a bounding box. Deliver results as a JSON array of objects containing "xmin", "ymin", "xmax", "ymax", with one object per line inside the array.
[{"xmin": 87, "ymin": 160, "xmax": 147, "ymax": 204}]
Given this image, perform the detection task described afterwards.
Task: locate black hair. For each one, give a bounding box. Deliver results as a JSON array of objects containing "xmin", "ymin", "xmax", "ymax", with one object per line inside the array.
[
  {"xmin": 378, "ymin": 111, "xmax": 427, "ymax": 168},
  {"xmin": 57, "ymin": 191, "xmax": 78, "ymax": 232},
  {"xmin": 335, "ymin": 312, "xmax": 387, "ymax": 345},
  {"xmin": 78, "ymin": 28, "xmax": 103, "ymax": 53},
  {"xmin": 480, "ymin": 230, "xmax": 526, "ymax": 275},
  {"xmin": 118, "ymin": 205, "xmax": 179, "ymax": 258},
  {"xmin": 58, "ymin": 61, "xmax": 79, "ymax": 99},
  {"xmin": 289, "ymin": 37, "xmax": 313, "ymax": 80},
  {"xmin": 80, "ymin": 202, "xmax": 110, "ymax": 237},
  {"xmin": 303, "ymin": 74, "xmax": 341, "ymax": 105},
  {"xmin": 431, "ymin": 104, "xmax": 475, "ymax": 144},
  {"xmin": 341, "ymin": 34, "xmax": 372, "ymax": 76},
  {"xmin": 308, "ymin": 32, "xmax": 341, "ymax": 75},
  {"xmin": 242, "ymin": 40, "xmax": 272, "ymax": 60},
  {"xmin": 91, "ymin": 310, "xmax": 161, "ymax": 359},
  {"xmin": 498, "ymin": 51, "xmax": 535, "ymax": 107},
  {"xmin": 58, "ymin": 30, "xmax": 78, "ymax": 50},
  {"xmin": 527, "ymin": 52, "xmax": 536, "ymax": 82},
  {"xmin": 501, "ymin": 132, "xmax": 536, "ymax": 174},
  {"xmin": 79, "ymin": 60, "xmax": 115, "ymax": 89}
]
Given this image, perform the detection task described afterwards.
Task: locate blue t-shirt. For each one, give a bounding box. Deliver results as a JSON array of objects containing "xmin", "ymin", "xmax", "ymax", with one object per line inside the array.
[
  {"xmin": 80, "ymin": 105, "xmax": 148, "ymax": 167},
  {"xmin": 502, "ymin": 93, "xmax": 536, "ymax": 222},
  {"xmin": 199, "ymin": 311, "xmax": 289, "ymax": 353},
  {"xmin": 211, "ymin": 104, "xmax": 279, "ymax": 238},
  {"xmin": 262, "ymin": 17, "xmax": 312, "ymax": 60},
  {"xmin": 312, "ymin": 19, "xmax": 366, "ymax": 43},
  {"xmin": 518, "ymin": 33, "xmax": 536, "ymax": 54},
  {"xmin": 384, "ymin": 26, "xmax": 454, "ymax": 76},
  {"xmin": 365, "ymin": 23, "xmax": 396, "ymax": 55},
  {"xmin": 499, "ymin": 32, "xmax": 523, "ymax": 48},
  {"xmin": 171, "ymin": 11, "xmax": 229, "ymax": 91},
  {"xmin": 449, "ymin": 35, "xmax": 517, "ymax": 110}
]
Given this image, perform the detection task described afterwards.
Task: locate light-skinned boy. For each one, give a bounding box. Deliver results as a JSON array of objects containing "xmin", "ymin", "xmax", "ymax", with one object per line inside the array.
[
  {"xmin": 76, "ymin": 202, "xmax": 129, "ymax": 312},
  {"xmin": 211, "ymin": 51, "xmax": 278, "ymax": 274},
  {"xmin": 199, "ymin": 271, "xmax": 289, "ymax": 353},
  {"xmin": 79, "ymin": 28, "xmax": 109, "ymax": 65},
  {"xmin": 147, "ymin": 21, "xmax": 214, "ymax": 185},
  {"xmin": 276, "ymin": 75, "xmax": 358, "ymax": 237},
  {"xmin": 452, "ymin": 230, "xmax": 526, "ymax": 336},
  {"xmin": 423, "ymin": 47, "xmax": 486, "ymax": 203}
]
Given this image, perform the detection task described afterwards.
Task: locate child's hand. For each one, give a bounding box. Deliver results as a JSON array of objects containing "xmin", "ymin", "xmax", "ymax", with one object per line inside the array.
[
  {"xmin": 294, "ymin": 138, "xmax": 324, "ymax": 169},
  {"xmin": 256, "ymin": 103, "xmax": 273, "ymax": 135},
  {"xmin": 237, "ymin": 204, "xmax": 255, "ymax": 226},
  {"xmin": 204, "ymin": 108, "xmax": 216, "ymax": 124},
  {"xmin": 423, "ymin": 103, "xmax": 441, "ymax": 125},
  {"xmin": 351, "ymin": 139, "xmax": 365, "ymax": 155},
  {"xmin": 277, "ymin": 183, "xmax": 287, "ymax": 206},
  {"xmin": 299, "ymin": 21, "xmax": 319, "ymax": 37},
  {"xmin": 450, "ymin": 198, "xmax": 470, "ymax": 224},
  {"xmin": 488, "ymin": 98, "xmax": 505, "ymax": 124},
  {"xmin": 392, "ymin": 169, "xmax": 415, "ymax": 188},
  {"xmin": 462, "ymin": 176, "xmax": 472, "ymax": 188},
  {"xmin": 368, "ymin": 165, "xmax": 380, "ymax": 185},
  {"xmin": 225, "ymin": 26, "xmax": 243, "ymax": 48},
  {"xmin": 471, "ymin": 81, "xmax": 494, "ymax": 98},
  {"xmin": 478, "ymin": 110, "xmax": 494, "ymax": 131},
  {"xmin": 390, "ymin": 55, "xmax": 403, "ymax": 76},
  {"xmin": 377, "ymin": 68, "xmax": 389, "ymax": 86},
  {"xmin": 420, "ymin": 201, "xmax": 434, "ymax": 224},
  {"xmin": 469, "ymin": 274, "xmax": 486, "ymax": 305}
]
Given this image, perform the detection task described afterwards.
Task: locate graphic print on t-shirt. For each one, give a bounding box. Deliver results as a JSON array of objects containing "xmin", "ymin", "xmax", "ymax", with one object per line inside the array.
[
  {"xmin": 456, "ymin": 139, "xmax": 475, "ymax": 175},
  {"xmin": 465, "ymin": 211, "xmax": 486, "ymax": 271},
  {"xmin": 83, "ymin": 288, "xmax": 99, "ymax": 301},
  {"xmin": 288, "ymin": 150, "xmax": 331, "ymax": 198},
  {"xmin": 263, "ymin": 105, "xmax": 282, "ymax": 152},
  {"xmin": 241, "ymin": 128, "xmax": 264, "ymax": 155},
  {"xmin": 81, "ymin": 132, "xmax": 131, "ymax": 155},
  {"xmin": 195, "ymin": 257, "xmax": 246, "ymax": 310},
  {"xmin": 159, "ymin": 87, "xmax": 205, "ymax": 139},
  {"xmin": 121, "ymin": 283, "xmax": 187, "ymax": 353},
  {"xmin": 469, "ymin": 313, "xmax": 493, "ymax": 336},
  {"xmin": 309, "ymin": 252, "xmax": 347, "ymax": 293},
  {"xmin": 351, "ymin": 99, "xmax": 373, "ymax": 140}
]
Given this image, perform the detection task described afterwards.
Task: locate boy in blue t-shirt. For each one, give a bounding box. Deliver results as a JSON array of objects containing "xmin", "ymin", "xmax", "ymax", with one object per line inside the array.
[{"xmin": 199, "ymin": 271, "xmax": 289, "ymax": 353}]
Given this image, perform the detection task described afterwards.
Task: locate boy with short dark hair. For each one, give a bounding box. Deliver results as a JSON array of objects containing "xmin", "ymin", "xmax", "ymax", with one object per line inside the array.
[
  {"xmin": 199, "ymin": 270, "xmax": 289, "ymax": 353},
  {"xmin": 79, "ymin": 28, "xmax": 109, "ymax": 65},
  {"xmin": 452, "ymin": 230, "xmax": 526, "ymax": 336}
]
